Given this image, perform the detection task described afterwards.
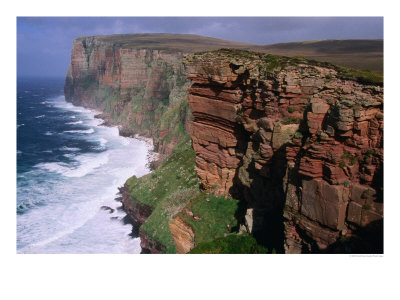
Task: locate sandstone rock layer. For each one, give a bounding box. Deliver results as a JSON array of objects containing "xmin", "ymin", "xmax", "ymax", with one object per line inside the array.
[{"xmin": 184, "ymin": 49, "xmax": 383, "ymax": 253}]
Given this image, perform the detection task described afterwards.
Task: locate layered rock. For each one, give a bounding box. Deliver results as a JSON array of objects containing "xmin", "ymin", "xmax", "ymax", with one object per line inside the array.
[
  {"xmin": 183, "ymin": 49, "xmax": 383, "ymax": 253},
  {"xmin": 169, "ymin": 216, "xmax": 195, "ymax": 254},
  {"xmin": 64, "ymin": 35, "xmax": 191, "ymax": 155}
]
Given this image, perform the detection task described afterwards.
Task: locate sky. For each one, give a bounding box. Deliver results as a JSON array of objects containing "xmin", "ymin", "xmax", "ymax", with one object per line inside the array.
[{"xmin": 17, "ymin": 17, "xmax": 383, "ymax": 78}]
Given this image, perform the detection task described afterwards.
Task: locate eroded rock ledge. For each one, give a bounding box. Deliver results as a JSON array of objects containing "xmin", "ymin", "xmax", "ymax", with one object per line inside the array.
[{"xmin": 183, "ymin": 49, "xmax": 383, "ymax": 253}]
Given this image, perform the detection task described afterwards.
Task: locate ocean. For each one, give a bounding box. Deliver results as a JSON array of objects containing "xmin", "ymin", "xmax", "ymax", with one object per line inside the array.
[{"xmin": 17, "ymin": 77, "xmax": 150, "ymax": 253}]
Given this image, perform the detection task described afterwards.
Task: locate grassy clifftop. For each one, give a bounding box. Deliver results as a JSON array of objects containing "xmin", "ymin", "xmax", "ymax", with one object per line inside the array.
[{"xmin": 75, "ymin": 34, "xmax": 383, "ymax": 72}]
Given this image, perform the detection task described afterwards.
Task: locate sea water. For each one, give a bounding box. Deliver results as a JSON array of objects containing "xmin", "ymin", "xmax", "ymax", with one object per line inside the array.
[{"xmin": 17, "ymin": 78, "xmax": 150, "ymax": 253}]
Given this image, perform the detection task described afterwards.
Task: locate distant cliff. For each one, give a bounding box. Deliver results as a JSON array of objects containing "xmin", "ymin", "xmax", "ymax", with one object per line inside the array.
[
  {"xmin": 183, "ymin": 49, "xmax": 383, "ymax": 253},
  {"xmin": 64, "ymin": 35, "xmax": 192, "ymax": 155}
]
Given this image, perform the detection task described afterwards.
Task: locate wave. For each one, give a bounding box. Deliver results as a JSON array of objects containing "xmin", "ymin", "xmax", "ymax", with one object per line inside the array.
[
  {"xmin": 59, "ymin": 146, "xmax": 80, "ymax": 152},
  {"xmin": 17, "ymin": 124, "xmax": 24, "ymax": 128},
  {"xmin": 63, "ymin": 128, "xmax": 94, "ymax": 134},
  {"xmin": 98, "ymin": 138, "xmax": 108, "ymax": 147},
  {"xmin": 44, "ymin": 131, "xmax": 54, "ymax": 136},
  {"xmin": 66, "ymin": 120, "xmax": 83, "ymax": 125},
  {"xmin": 35, "ymin": 152, "xmax": 109, "ymax": 178},
  {"xmin": 35, "ymin": 115, "xmax": 45, "ymax": 119}
]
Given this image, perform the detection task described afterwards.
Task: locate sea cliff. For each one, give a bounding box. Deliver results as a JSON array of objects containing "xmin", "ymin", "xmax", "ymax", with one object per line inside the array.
[
  {"xmin": 64, "ymin": 35, "xmax": 191, "ymax": 157},
  {"xmin": 183, "ymin": 49, "xmax": 383, "ymax": 253},
  {"xmin": 65, "ymin": 35, "xmax": 383, "ymax": 253}
]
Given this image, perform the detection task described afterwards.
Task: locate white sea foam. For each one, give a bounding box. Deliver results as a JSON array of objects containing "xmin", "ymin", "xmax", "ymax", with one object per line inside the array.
[
  {"xmin": 120, "ymin": 137, "xmax": 130, "ymax": 146},
  {"xmin": 35, "ymin": 161, "xmax": 71, "ymax": 175},
  {"xmin": 98, "ymin": 138, "xmax": 108, "ymax": 147},
  {"xmin": 35, "ymin": 115, "xmax": 45, "ymax": 118},
  {"xmin": 17, "ymin": 124, "xmax": 24, "ymax": 128},
  {"xmin": 44, "ymin": 131, "xmax": 54, "ymax": 136},
  {"xmin": 36, "ymin": 152, "xmax": 110, "ymax": 178},
  {"xmin": 63, "ymin": 128, "xmax": 94, "ymax": 134},
  {"xmin": 59, "ymin": 146, "xmax": 80, "ymax": 152},
  {"xmin": 66, "ymin": 120, "xmax": 83, "ymax": 125}
]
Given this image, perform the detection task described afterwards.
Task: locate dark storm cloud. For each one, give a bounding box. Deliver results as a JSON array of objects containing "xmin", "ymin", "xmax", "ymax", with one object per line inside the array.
[{"xmin": 17, "ymin": 17, "xmax": 383, "ymax": 77}]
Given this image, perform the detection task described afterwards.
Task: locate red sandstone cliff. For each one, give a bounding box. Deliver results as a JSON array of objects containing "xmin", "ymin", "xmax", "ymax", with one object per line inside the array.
[
  {"xmin": 64, "ymin": 35, "xmax": 191, "ymax": 156},
  {"xmin": 183, "ymin": 49, "xmax": 383, "ymax": 253}
]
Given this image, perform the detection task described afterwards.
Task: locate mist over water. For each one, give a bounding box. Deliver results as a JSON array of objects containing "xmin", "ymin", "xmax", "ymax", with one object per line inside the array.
[{"xmin": 17, "ymin": 78, "xmax": 150, "ymax": 253}]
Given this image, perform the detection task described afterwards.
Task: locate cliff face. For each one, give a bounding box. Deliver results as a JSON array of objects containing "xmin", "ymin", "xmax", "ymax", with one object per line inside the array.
[
  {"xmin": 64, "ymin": 36, "xmax": 191, "ymax": 155},
  {"xmin": 184, "ymin": 49, "xmax": 383, "ymax": 253}
]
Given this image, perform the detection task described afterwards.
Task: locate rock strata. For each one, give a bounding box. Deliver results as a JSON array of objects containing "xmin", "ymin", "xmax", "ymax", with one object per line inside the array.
[
  {"xmin": 64, "ymin": 35, "xmax": 191, "ymax": 156},
  {"xmin": 183, "ymin": 49, "xmax": 383, "ymax": 253}
]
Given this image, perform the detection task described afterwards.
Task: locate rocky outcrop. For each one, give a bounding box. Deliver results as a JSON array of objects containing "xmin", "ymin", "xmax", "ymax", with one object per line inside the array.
[
  {"xmin": 169, "ymin": 216, "xmax": 195, "ymax": 253},
  {"xmin": 122, "ymin": 184, "xmax": 152, "ymax": 236},
  {"xmin": 122, "ymin": 182, "xmax": 166, "ymax": 253},
  {"xmin": 183, "ymin": 49, "xmax": 383, "ymax": 253}
]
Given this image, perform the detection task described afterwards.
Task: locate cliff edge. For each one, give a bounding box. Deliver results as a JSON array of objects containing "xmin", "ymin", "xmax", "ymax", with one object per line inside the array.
[{"xmin": 183, "ymin": 49, "xmax": 383, "ymax": 253}]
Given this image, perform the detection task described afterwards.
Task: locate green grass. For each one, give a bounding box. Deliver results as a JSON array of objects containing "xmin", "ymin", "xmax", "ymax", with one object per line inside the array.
[
  {"xmin": 281, "ymin": 117, "xmax": 301, "ymax": 125},
  {"xmin": 178, "ymin": 193, "xmax": 239, "ymax": 245},
  {"xmin": 125, "ymin": 139, "xmax": 241, "ymax": 253},
  {"xmin": 189, "ymin": 234, "xmax": 268, "ymax": 254},
  {"xmin": 126, "ymin": 140, "xmax": 200, "ymax": 253},
  {"xmin": 336, "ymin": 67, "xmax": 383, "ymax": 86},
  {"xmin": 127, "ymin": 140, "xmax": 198, "ymax": 209}
]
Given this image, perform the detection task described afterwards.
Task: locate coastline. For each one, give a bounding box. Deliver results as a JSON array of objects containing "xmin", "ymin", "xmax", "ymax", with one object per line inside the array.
[{"xmin": 68, "ymin": 101, "xmax": 160, "ymax": 247}]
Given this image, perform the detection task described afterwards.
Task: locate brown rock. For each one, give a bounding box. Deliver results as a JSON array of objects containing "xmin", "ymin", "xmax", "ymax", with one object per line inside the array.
[{"xmin": 169, "ymin": 217, "xmax": 195, "ymax": 254}]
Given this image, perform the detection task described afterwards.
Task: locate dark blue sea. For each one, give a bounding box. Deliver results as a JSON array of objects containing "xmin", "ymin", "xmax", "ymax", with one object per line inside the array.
[{"xmin": 17, "ymin": 77, "xmax": 150, "ymax": 253}]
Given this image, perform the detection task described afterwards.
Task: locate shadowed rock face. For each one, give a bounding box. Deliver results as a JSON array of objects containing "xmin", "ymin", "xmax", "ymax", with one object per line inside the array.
[{"xmin": 184, "ymin": 49, "xmax": 383, "ymax": 253}]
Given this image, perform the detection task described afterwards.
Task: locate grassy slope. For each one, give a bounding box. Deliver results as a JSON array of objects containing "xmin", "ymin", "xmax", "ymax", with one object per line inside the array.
[
  {"xmin": 126, "ymin": 138, "xmax": 199, "ymax": 253},
  {"xmin": 255, "ymin": 39, "xmax": 383, "ymax": 73},
  {"xmin": 76, "ymin": 34, "xmax": 383, "ymax": 73},
  {"xmin": 189, "ymin": 234, "xmax": 268, "ymax": 254},
  {"xmin": 125, "ymin": 138, "xmax": 243, "ymax": 253}
]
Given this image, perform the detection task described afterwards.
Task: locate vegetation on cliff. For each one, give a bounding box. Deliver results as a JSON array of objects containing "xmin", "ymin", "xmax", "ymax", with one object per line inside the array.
[
  {"xmin": 189, "ymin": 234, "xmax": 268, "ymax": 254},
  {"xmin": 186, "ymin": 48, "xmax": 383, "ymax": 86},
  {"xmin": 125, "ymin": 139, "xmax": 256, "ymax": 253},
  {"xmin": 126, "ymin": 139, "xmax": 199, "ymax": 253}
]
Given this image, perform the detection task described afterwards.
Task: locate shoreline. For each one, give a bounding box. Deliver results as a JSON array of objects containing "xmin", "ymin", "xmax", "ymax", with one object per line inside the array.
[
  {"xmin": 66, "ymin": 100, "xmax": 161, "ymax": 247},
  {"xmin": 92, "ymin": 112, "xmax": 160, "ymax": 171}
]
